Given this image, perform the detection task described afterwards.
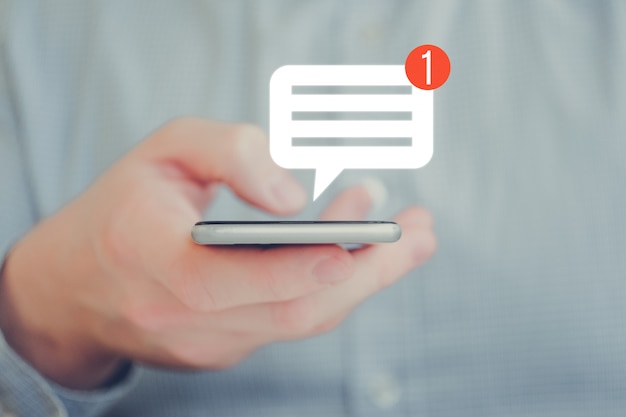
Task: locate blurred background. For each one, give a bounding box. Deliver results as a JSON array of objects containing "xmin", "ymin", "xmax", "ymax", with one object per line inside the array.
[{"xmin": 2, "ymin": 1, "xmax": 626, "ymax": 416}]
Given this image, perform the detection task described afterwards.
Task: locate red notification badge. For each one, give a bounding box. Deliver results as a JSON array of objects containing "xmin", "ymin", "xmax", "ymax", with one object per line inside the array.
[{"xmin": 405, "ymin": 44, "xmax": 450, "ymax": 90}]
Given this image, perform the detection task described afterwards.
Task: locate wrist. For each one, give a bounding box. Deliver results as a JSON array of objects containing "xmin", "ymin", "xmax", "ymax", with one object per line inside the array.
[{"xmin": 0, "ymin": 221, "xmax": 123, "ymax": 390}]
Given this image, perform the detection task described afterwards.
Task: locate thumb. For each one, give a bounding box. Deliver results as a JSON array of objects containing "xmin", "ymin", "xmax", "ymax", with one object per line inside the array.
[{"xmin": 136, "ymin": 118, "xmax": 307, "ymax": 215}]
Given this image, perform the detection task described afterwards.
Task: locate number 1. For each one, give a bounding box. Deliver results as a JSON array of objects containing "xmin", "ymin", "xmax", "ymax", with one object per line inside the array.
[{"xmin": 422, "ymin": 49, "xmax": 431, "ymax": 85}]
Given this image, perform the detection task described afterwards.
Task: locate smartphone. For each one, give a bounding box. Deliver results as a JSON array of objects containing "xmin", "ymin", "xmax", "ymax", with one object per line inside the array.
[{"xmin": 191, "ymin": 221, "xmax": 401, "ymax": 245}]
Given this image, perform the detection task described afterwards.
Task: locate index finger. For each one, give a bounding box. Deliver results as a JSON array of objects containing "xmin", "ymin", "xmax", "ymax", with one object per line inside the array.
[{"xmin": 135, "ymin": 118, "xmax": 307, "ymax": 215}]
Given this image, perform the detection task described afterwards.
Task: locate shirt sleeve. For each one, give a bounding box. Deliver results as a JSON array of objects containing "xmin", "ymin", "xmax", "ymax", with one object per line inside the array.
[
  {"xmin": 0, "ymin": 2, "xmax": 140, "ymax": 416},
  {"xmin": 0, "ymin": 328, "xmax": 141, "ymax": 417}
]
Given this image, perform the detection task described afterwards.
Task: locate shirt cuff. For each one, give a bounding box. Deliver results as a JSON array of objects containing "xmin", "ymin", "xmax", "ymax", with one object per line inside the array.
[
  {"xmin": 0, "ymin": 330, "xmax": 140, "ymax": 417},
  {"xmin": 49, "ymin": 362, "xmax": 140, "ymax": 417},
  {"xmin": 0, "ymin": 238, "xmax": 140, "ymax": 417}
]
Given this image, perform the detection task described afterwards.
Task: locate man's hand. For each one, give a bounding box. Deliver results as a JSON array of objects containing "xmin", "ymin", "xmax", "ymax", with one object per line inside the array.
[{"xmin": 0, "ymin": 118, "xmax": 436, "ymax": 389}]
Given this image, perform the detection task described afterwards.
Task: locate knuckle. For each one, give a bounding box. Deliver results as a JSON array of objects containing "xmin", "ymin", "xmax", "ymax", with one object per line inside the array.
[
  {"xmin": 228, "ymin": 124, "xmax": 267, "ymax": 163},
  {"xmin": 152, "ymin": 118, "xmax": 192, "ymax": 146},
  {"xmin": 327, "ymin": 248, "xmax": 355, "ymax": 278},
  {"xmin": 170, "ymin": 273, "xmax": 220, "ymax": 314},
  {"xmin": 256, "ymin": 265, "xmax": 292, "ymax": 301},
  {"xmin": 152, "ymin": 117, "xmax": 211, "ymax": 149},
  {"xmin": 271, "ymin": 299, "xmax": 319, "ymax": 337},
  {"xmin": 164, "ymin": 254, "xmax": 221, "ymax": 313},
  {"xmin": 96, "ymin": 211, "xmax": 139, "ymax": 270},
  {"xmin": 93, "ymin": 189, "xmax": 148, "ymax": 270},
  {"xmin": 232, "ymin": 123, "xmax": 266, "ymax": 143}
]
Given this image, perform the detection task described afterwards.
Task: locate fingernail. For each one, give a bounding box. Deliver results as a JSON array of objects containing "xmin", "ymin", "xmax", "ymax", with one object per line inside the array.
[
  {"xmin": 360, "ymin": 177, "xmax": 387, "ymax": 211},
  {"xmin": 270, "ymin": 174, "xmax": 307, "ymax": 209},
  {"xmin": 313, "ymin": 257, "xmax": 350, "ymax": 284}
]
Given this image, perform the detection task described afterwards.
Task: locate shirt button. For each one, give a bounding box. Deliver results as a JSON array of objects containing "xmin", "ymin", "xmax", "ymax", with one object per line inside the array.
[{"xmin": 367, "ymin": 373, "xmax": 402, "ymax": 409}]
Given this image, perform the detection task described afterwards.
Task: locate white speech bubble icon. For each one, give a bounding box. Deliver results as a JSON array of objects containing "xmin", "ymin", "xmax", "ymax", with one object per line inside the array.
[{"xmin": 269, "ymin": 65, "xmax": 433, "ymax": 200}]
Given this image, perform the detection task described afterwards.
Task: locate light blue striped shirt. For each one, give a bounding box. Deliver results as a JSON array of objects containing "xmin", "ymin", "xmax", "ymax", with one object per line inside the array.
[{"xmin": 1, "ymin": 1, "xmax": 626, "ymax": 416}]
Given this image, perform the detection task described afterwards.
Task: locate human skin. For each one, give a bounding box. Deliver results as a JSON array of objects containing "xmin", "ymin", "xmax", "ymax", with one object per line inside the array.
[{"xmin": 0, "ymin": 118, "xmax": 436, "ymax": 390}]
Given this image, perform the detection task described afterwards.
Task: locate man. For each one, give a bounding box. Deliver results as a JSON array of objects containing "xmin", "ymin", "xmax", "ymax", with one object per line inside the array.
[{"xmin": 1, "ymin": 1, "xmax": 625, "ymax": 416}]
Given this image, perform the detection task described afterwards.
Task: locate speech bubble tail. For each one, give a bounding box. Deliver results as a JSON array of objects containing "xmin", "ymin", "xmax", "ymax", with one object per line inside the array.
[{"xmin": 313, "ymin": 167, "xmax": 343, "ymax": 201}]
